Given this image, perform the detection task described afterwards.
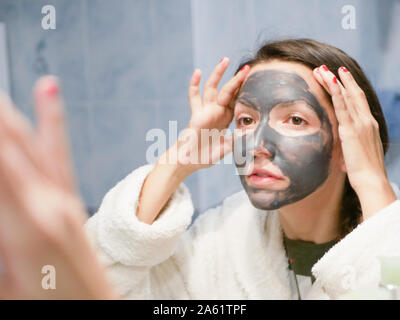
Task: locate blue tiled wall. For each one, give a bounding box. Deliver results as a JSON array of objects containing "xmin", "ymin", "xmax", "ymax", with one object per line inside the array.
[
  {"xmin": 0, "ymin": 0, "xmax": 399, "ymax": 216},
  {"xmin": 0, "ymin": 0, "xmax": 196, "ymax": 214}
]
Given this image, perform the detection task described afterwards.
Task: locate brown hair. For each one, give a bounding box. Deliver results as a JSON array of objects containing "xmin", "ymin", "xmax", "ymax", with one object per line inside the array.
[{"xmin": 235, "ymin": 38, "xmax": 389, "ymax": 240}]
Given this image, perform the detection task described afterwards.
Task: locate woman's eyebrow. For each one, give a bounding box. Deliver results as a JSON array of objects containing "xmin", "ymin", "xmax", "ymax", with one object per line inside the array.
[
  {"xmin": 274, "ymin": 100, "xmax": 315, "ymax": 111},
  {"xmin": 235, "ymin": 97, "xmax": 260, "ymax": 111}
]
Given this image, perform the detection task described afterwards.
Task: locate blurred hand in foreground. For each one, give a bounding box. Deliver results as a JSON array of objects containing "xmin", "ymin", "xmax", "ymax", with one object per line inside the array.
[{"xmin": 0, "ymin": 76, "xmax": 116, "ymax": 299}]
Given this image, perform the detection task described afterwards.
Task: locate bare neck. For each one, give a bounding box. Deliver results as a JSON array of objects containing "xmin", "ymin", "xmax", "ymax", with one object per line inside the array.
[{"xmin": 278, "ymin": 172, "xmax": 346, "ymax": 244}]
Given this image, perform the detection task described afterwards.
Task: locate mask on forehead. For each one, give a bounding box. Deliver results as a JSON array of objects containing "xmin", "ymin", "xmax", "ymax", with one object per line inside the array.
[{"xmin": 233, "ymin": 69, "xmax": 334, "ymax": 210}]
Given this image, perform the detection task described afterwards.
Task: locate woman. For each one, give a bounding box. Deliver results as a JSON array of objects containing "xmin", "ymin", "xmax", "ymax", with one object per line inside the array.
[
  {"xmin": 0, "ymin": 39, "xmax": 399, "ymax": 299},
  {"xmin": 84, "ymin": 39, "xmax": 400, "ymax": 299}
]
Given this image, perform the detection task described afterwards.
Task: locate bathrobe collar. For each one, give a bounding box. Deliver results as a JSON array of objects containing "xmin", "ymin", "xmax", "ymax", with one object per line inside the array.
[
  {"xmin": 225, "ymin": 192, "xmax": 292, "ymax": 299},
  {"xmin": 223, "ymin": 191, "xmax": 357, "ymax": 299}
]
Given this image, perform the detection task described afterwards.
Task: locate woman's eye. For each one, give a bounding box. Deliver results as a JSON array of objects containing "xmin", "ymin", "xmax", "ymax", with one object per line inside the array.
[
  {"xmin": 288, "ymin": 116, "xmax": 307, "ymax": 126},
  {"xmin": 238, "ymin": 117, "xmax": 254, "ymax": 126}
]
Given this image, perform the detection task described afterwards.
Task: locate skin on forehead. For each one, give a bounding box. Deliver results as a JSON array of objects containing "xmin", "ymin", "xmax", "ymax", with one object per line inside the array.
[{"xmin": 244, "ymin": 61, "xmax": 326, "ymax": 98}]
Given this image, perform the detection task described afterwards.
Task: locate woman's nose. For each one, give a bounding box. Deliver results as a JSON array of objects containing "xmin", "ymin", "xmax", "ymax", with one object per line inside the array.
[
  {"xmin": 251, "ymin": 120, "xmax": 277, "ymax": 160},
  {"xmin": 250, "ymin": 140, "xmax": 275, "ymax": 159}
]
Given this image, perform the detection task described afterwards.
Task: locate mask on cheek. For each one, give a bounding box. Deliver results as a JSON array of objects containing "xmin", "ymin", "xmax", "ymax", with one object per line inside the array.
[{"xmin": 233, "ymin": 70, "xmax": 334, "ymax": 210}]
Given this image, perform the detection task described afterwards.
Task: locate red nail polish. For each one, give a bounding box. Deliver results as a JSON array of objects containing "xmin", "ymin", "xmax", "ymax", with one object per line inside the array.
[
  {"xmin": 241, "ymin": 64, "xmax": 248, "ymax": 72},
  {"xmin": 333, "ymin": 76, "xmax": 337, "ymax": 84},
  {"xmin": 341, "ymin": 66, "xmax": 348, "ymax": 72},
  {"xmin": 322, "ymin": 65, "xmax": 329, "ymax": 71},
  {"xmin": 45, "ymin": 83, "xmax": 59, "ymax": 97},
  {"xmin": 219, "ymin": 57, "xmax": 225, "ymax": 64}
]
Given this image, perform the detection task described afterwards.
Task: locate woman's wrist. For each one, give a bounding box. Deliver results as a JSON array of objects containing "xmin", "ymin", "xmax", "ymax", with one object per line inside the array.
[
  {"xmin": 158, "ymin": 142, "xmax": 198, "ymax": 178},
  {"xmin": 355, "ymin": 177, "xmax": 397, "ymax": 220}
]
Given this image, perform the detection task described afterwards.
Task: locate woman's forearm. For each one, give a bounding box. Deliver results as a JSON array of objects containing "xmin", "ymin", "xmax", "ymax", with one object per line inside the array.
[{"xmin": 136, "ymin": 144, "xmax": 194, "ymax": 224}]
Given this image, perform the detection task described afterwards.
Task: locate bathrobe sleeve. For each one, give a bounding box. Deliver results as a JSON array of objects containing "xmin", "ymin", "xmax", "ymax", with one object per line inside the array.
[
  {"xmin": 311, "ymin": 185, "xmax": 400, "ymax": 299},
  {"xmin": 84, "ymin": 163, "xmax": 195, "ymax": 298}
]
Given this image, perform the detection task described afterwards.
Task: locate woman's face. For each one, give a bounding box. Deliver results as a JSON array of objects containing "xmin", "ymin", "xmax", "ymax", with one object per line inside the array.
[{"xmin": 233, "ymin": 60, "xmax": 343, "ymax": 210}]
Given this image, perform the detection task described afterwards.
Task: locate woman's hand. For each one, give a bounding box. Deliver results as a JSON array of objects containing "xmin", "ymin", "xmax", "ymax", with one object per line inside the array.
[
  {"xmin": 170, "ymin": 58, "xmax": 250, "ymax": 172},
  {"xmin": 137, "ymin": 59, "xmax": 250, "ymax": 224},
  {"xmin": 313, "ymin": 65, "xmax": 397, "ymax": 220},
  {"xmin": 0, "ymin": 76, "xmax": 115, "ymax": 299}
]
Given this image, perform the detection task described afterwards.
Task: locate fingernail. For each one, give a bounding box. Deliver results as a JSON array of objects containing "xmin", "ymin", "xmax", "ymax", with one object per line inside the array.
[
  {"xmin": 219, "ymin": 57, "xmax": 225, "ymax": 64},
  {"xmin": 36, "ymin": 76, "xmax": 59, "ymax": 100},
  {"xmin": 44, "ymin": 76, "xmax": 59, "ymax": 97},
  {"xmin": 340, "ymin": 66, "xmax": 348, "ymax": 73},
  {"xmin": 241, "ymin": 64, "xmax": 248, "ymax": 72},
  {"xmin": 333, "ymin": 76, "xmax": 337, "ymax": 84},
  {"xmin": 322, "ymin": 65, "xmax": 329, "ymax": 72},
  {"xmin": 45, "ymin": 82, "xmax": 59, "ymax": 97}
]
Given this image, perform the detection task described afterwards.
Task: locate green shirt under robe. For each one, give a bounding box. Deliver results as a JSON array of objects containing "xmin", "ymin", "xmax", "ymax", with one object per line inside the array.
[{"xmin": 283, "ymin": 235, "xmax": 337, "ymax": 300}]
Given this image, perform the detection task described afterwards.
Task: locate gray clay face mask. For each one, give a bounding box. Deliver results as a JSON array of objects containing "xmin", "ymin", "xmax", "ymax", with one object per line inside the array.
[{"xmin": 233, "ymin": 69, "xmax": 334, "ymax": 210}]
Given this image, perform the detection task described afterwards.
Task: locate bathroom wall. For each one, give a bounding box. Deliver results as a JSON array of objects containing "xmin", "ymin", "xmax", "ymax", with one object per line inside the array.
[
  {"xmin": 0, "ymin": 22, "xmax": 9, "ymax": 94},
  {"xmin": 0, "ymin": 0, "xmax": 198, "ymax": 214},
  {"xmin": 0, "ymin": 0, "xmax": 399, "ymax": 216}
]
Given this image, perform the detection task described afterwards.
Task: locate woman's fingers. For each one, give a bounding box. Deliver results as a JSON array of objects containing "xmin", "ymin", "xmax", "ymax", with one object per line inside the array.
[
  {"xmin": 0, "ymin": 92, "xmax": 44, "ymax": 174},
  {"xmin": 0, "ymin": 138, "xmax": 41, "ymax": 215},
  {"xmin": 337, "ymin": 66, "xmax": 360, "ymax": 92},
  {"xmin": 33, "ymin": 76, "xmax": 76, "ymax": 193},
  {"xmin": 188, "ymin": 69, "xmax": 202, "ymax": 113},
  {"xmin": 312, "ymin": 68, "xmax": 331, "ymax": 95},
  {"xmin": 318, "ymin": 68, "xmax": 354, "ymax": 133},
  {"xmin": 202, "ymin": 57, "xmax": 230, "ymax": 104},
  {"xmin": 189, "ymin": 58, "xmax": 246, "ymax": 112},
  {"xmin": 338, "ymin": 67, "xmax": 372, "ymax": 117},
  {"xmin": 318, "ymin": 65, "xmax": 359, "ymax": 122},
  {"xmin": 0, "ymin": 77, "xmax": 77, "ymax": 206},
  {"xmin": 217, "ymin": 65, "xmax": 250, "ymax": 107}
]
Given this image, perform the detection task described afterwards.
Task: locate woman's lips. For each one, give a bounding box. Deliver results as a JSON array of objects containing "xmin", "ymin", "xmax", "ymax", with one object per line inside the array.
[
  {"xmin": 246, "ymin": 168, "xmax": 286, "ymax": 187},
  {"xmin": 247, "ymin": 174, "xmax": 281, "ymax": 187}
]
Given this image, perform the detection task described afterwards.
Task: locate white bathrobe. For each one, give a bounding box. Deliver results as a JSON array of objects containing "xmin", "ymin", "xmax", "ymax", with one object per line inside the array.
[{"xmin": 85, "ymin": 164, "xmax": 400, "ymax": 300}]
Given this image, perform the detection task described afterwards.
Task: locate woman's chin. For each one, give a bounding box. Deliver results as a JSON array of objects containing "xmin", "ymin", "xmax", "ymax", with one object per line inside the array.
[{"xmin": 247, "ymin": 191, "xmax": 283, "ymax": 211}]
